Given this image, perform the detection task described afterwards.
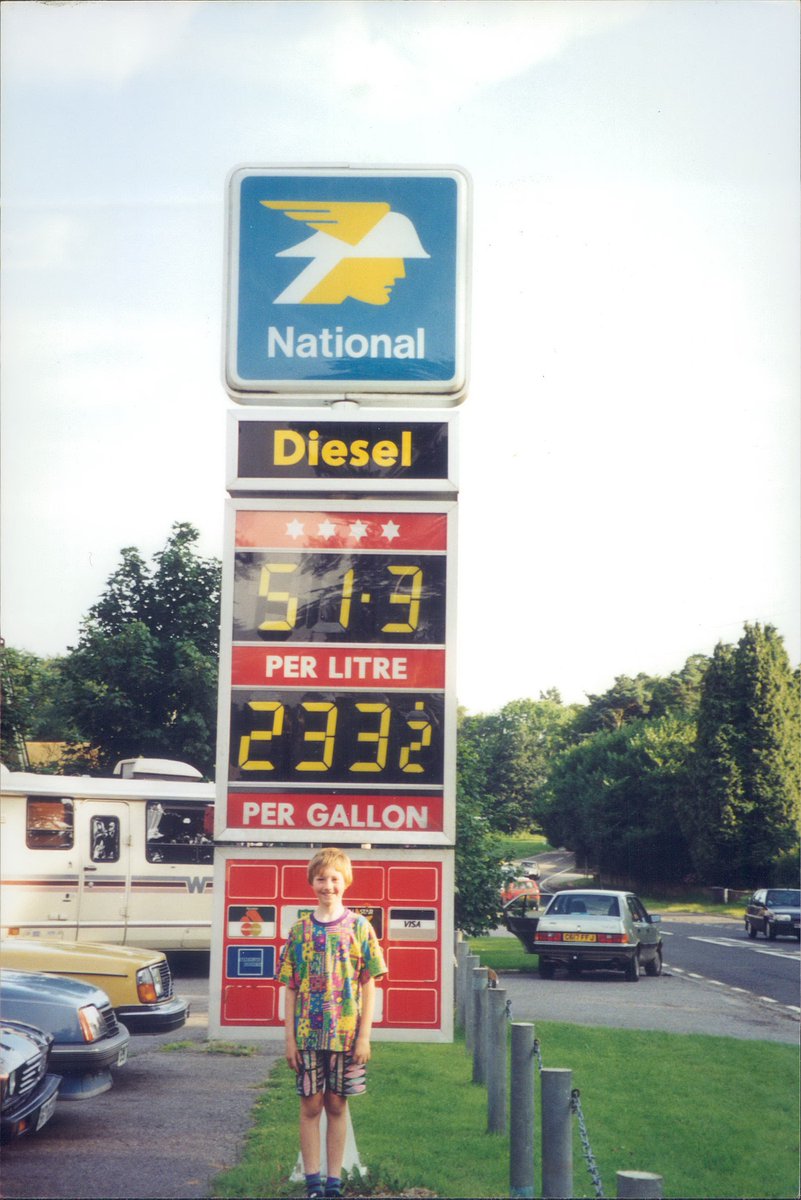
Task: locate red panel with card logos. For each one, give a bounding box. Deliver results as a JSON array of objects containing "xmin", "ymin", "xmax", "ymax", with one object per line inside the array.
[{"xmin": 210, "ymin": 846, "xmax": 453, "ymax": 1041}]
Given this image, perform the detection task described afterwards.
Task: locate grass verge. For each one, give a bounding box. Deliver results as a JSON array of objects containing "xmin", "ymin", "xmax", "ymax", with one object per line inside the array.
[
  {"xmin": 212, "ymin": 1026, "xmax": 799, "ymax": 1199},
  {"xmin": 160, "ymin": 1039, "xmax": 257, "ymax": 1056},
  {"xmin": 494, "ymin": 831, "xmax": 553, "ymax": 861}
]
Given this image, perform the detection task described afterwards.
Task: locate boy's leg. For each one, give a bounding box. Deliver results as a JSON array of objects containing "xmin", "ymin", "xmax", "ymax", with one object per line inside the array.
[
  {"xmin": 299, "ymin": 1092, "xmax": 325, "ymax": 1175},
  {"xmin": 323, "ymin": 1091, "xmax": 348, "ymax": 1180}
]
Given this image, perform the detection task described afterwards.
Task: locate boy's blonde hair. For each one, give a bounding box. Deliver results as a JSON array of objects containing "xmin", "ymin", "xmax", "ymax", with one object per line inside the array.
[{"xmin": 307, "ymin": 847, "xmax": 353, "ymax": 887}]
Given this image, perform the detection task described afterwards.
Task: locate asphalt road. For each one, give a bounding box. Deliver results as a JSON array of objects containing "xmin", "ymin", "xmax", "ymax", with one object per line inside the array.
[
  {"xmin": 497, "ymin": 949, "xmax": 799, "ymax": 1044},
  {"xmin": 502, "ymin": 850, "xmax": 799, "ymax": 1041},
  {"xmin": 517, "ymin": 849, "xmax": 800, "ymax": 1010},
  {"xmin": 659, "ymin": 914, "xmax": 800, "ymax": 1011}
]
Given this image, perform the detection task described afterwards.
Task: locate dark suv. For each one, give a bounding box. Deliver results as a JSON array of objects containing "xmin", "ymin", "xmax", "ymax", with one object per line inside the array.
[{"xmin": 744, "ymin": 889, "xmax": 800, "ymax": 940}]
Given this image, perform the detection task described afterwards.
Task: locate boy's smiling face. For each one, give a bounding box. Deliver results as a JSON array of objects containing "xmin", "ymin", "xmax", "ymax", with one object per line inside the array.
[{"xmin": 312, "ymin": 866, "xmax": 347, "ymax": 917}]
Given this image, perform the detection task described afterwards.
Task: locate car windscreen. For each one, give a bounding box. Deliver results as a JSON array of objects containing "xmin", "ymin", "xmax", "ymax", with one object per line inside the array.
[
  {"xmin": 766, "ymin": 890, "xmax": 800, "ymax": 906},
  {"xmin": 546, "ymin": 894, "xmax": 620, "ymax": 917}
]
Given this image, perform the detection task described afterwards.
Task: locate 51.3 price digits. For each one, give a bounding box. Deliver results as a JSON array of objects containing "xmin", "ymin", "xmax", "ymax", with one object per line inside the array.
[{"xmin": 233, "ymin": 552, "xmax": 446, "ymax": 644}]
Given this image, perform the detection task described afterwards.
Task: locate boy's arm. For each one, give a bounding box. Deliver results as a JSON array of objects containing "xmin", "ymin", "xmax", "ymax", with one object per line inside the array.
[
  {"xmin": 284, "ymin": 985, "xmax": 302, "ymax": 1070},
  {"xmin": 352, "ymin": 975, "xmax": 377, "ymax": 1064}
]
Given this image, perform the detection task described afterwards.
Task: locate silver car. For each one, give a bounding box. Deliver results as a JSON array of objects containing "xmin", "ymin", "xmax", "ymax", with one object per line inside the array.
[{"xmin": 531, "ymin": 889, "xmax": 663, "ymax": 982}]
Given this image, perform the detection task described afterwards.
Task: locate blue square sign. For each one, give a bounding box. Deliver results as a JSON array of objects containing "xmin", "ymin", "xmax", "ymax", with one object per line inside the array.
[
  {"xmin": 226, "ymin": 944, "xmax": 275, "ymax": 979},
  {"xmin": 225, "ymin": 166, "xmax": 469, "ymax": 404}
]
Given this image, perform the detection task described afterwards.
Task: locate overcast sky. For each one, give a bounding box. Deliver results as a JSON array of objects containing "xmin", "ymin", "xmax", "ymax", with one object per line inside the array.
[{"xmin": 1, "ymin": 0, "xmax": 798, "ymax": 713}]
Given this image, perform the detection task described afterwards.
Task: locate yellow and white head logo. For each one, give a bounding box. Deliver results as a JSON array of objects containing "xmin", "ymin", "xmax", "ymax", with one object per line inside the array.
[{"xmin": 260, "ymin": 201, "xmax": 430, "ymax": 306}]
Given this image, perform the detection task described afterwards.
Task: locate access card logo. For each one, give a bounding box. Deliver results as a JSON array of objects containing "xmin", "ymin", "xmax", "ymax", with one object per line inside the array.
[{"xmin": 225, "ymin": 167, "xmax": 469, "ymax": 402}]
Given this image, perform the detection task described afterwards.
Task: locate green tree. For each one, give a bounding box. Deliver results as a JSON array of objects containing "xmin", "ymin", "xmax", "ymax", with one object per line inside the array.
[
  {"xmin": 63, "ymin": 523, "xmax": 220, "ymax": 776},
  {"xmin": 0, "ymin": 646, "xmax": 82, "ymax": 768},
  {"xmin": 571, "ymin": 674, "xmax": 654, "ymax": 735},
  {"xmin": 458, "ymin": 695, "xmax": 577, "ymax": 833},
  {"xmin": 453, "ymin": 707, "xmax": 505, "ymax": 934},
  {"xmin": 539, "ymin": 715, "xmax": 695, "ymax": 886},
  {"xmin": 649, "ymin": 654, "xmax": 709, "ymax": 721},
  {"xmin": 685, "ymin": 624, "xmax": 800, "ymax": 884},
  {"xmin": 571, "ymin": 657, "xmax": 709, "ymax": 737},
  {"xmin": 454, "ymin": 801, "xmax": 505, "ymax": 936}
]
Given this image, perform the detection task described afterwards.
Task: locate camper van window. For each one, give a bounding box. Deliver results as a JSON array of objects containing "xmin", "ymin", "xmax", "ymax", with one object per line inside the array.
[
  {"xmin": 26, "ymin": 798, "xmax": 75, "ymax": 849},
  {"xmin": 91, "ymin": 815, "xmax": 120, "ymax": 862},
  {"xmin": 145, "ymin": 800, "xmax": 213, "ymax": 864}
]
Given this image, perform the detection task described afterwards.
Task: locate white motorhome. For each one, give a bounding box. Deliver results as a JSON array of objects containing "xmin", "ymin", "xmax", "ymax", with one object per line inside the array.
[{"xmin": 0, "ymin": 759, "xmax": 215, "ymax": 950}]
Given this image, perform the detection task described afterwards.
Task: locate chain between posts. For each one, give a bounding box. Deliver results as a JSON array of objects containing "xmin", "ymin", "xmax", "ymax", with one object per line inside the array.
[
  {"xmin": 571, "ymin": 1087, "xmax": 605, "ymax": 1200},
  {"xmin": 472, "ymin": 974, "xmax": 604, "ymax": 1200},
  {"xmin": 502, "ymin": 997, "xmax": 603, "ymax": 1198}
]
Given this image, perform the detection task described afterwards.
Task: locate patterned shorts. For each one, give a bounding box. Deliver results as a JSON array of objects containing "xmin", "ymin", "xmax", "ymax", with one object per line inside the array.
[{"xmin": 295, "ymin": 1049, "xmax": 367, "ymax": 1098}]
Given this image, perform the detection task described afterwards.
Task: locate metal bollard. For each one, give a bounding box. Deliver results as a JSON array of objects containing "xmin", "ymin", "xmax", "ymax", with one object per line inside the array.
[
  {"xmin": 463, "ymin": 954, "xmax": 479, "ymax": 1052},
  {"xmin": 541, "ymin": 1068, "xmax": 573, "ymax": 1199},
  {"xmin": 509, "ymin": 1022, "xmax": 535, "ymax": 1200},
  {"xmin": 486, "ymin": 987, "xmax": 507, "ymax": 1134},
  {"xmin": 472, "ymin": 967, "xmax": 489, "ymax": 1083},
  {"xmin": 455, "ymin": 939, "xmax": 470, "ymax": 1030},
  {"xmin": 617, "ymin": 1170, "xmax": 664, "ymax": 1198}
]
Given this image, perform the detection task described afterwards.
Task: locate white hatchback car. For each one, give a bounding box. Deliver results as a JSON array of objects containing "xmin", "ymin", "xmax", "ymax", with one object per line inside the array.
[{"xmin": 531, "ymin": 889, "xmax": 663, "ymax": 982}]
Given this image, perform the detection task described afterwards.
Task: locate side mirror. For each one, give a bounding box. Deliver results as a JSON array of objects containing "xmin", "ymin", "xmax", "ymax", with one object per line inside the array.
[{"xmin": 648, "ymin": 914, "xmax": 661, "ymax": 924}]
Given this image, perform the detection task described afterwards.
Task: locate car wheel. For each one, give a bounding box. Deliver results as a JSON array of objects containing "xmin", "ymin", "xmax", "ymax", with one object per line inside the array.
[
  {"xmin": 767, "ymin": 923, "xmax": 777, "ymax": 940},
  {"xmin": 746, "ymin": 920, "xmax": 757, "ymax": 939},
  {"xmin": 644, "ymin": 946, "xmax": 663, "ymax": 977},
  {"xmin": 538, "ymin": 959, "xmax": 555, "ymax": 979},
  {"xmin": 625, "ymin": 952, "xmax": 640, "ymax": 982}
]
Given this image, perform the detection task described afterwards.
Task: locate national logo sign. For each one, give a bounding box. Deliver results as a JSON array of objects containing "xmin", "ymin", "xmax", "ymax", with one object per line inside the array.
[{"xmin": 225, "ymin": 167, "xmax": 469, "ymax": 400}]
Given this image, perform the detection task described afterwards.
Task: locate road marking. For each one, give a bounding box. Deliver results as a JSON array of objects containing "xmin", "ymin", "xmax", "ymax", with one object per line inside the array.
[
  {"xmin": 688, "ymin": 936, "xmax": 799, "ymax": 960},
  {"xmin": 668, "ymin": 966, "xmax": 800, "ymax": 1020}
]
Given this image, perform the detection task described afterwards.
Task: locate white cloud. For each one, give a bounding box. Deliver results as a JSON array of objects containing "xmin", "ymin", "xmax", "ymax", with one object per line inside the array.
[
  {"xmin": 1, "ymin": 212, "xmax": 87, "ymax": 272},
  {"xmin": 1, "ymin": 0, "xmax": 642, "ymax": 115},
  {"xmin": 1, "ymin": 0, "xmax": 203, "ymax": 88},
  {"xmin": 323, "ymin": 0, "xmax": 643, "ymax": 116}
]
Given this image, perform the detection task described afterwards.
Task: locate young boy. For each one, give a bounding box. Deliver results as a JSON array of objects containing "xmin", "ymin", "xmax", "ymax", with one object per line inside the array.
[{"xmin": 277, "ymin": 848, "xmax": 386, "ymax": 1199}]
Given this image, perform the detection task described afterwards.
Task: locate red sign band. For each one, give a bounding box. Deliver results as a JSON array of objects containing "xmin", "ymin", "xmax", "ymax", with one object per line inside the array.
[
  {"xmin": 231, "ymin": 645, "xmax": 445, "ymax": 689},
  {"xmin": 235, "ymin": 510, "xmax": 447, "ymax": 551},
  {"xmin": 227, "ymin": 791, "xmax": 444, "ymax": 833}
]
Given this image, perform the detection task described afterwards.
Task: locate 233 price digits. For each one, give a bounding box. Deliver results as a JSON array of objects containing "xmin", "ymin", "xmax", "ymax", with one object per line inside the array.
[{"xmin": 232, "ymin": 692, "xmax": 443, "ymax": 784}]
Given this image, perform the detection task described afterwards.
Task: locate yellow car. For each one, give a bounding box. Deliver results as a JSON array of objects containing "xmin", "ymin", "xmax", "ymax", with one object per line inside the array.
[{"xmin": 0, "ymin": 939, "xmax": 188, "ymax": 1035}]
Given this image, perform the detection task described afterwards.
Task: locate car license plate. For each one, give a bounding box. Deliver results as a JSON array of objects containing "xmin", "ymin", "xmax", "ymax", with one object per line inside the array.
[
  {"xmin": 117, "ymin": 1045, "xmax": 128, "ymax": 1067},
  {"xmin": 563, "ymin": 933, "xmax": 596, "ymax": 942},
  {"xmin": 36, "ymin": 1091, "xmax": 58, "ymax": 1132}
]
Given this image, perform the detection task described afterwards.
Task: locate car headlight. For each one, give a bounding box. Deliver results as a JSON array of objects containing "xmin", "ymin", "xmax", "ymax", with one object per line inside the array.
[
  {"xmin": 78, "ymin": 1004, "xmax": 106, "ymax": 1042},
  {"xmin": 1, "ymin": 1067, "xmax": 19, "ymax": 1101},
  {"xmin": 136, "ymin": 966, "xmax": 165, "ymax": 1003},
  {"xmin": 774, "ymin": 913, "xmax": 792, "ymax": 922}
]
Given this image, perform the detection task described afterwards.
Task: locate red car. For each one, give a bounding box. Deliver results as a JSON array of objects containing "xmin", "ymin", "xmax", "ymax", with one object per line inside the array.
[{"xmin": 501, "ymin": 876, "xmax": 541, "ymax": 906}]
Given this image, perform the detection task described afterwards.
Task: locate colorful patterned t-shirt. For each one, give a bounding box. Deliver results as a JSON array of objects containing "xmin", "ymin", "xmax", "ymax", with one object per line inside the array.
[{"xmin": 277, "ymin": 909, "xmax": 387, "ymax": 1052}]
